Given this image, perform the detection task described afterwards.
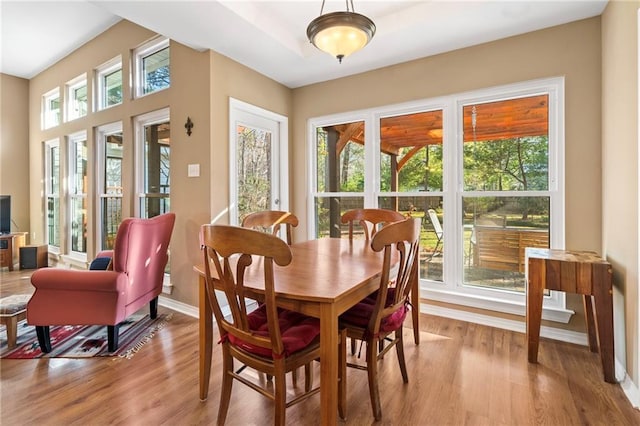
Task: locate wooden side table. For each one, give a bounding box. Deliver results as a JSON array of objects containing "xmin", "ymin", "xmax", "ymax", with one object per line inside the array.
[
  {"xmin": 0, "ymin": 233, "xmax": 27, "ymax": 271},
  {"xmin": 525, "ymin": 248, "xmax": 615, "ymax": 383}
]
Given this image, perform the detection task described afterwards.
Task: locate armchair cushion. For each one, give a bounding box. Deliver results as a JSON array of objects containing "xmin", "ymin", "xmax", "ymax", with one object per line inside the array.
[
  {"xmin": 89, "ymin": 257, "xmax": 112, "ymax": 270},
  {"xmin": 228, "ymin": 304, "xmax": 321, "ymax": 358}
]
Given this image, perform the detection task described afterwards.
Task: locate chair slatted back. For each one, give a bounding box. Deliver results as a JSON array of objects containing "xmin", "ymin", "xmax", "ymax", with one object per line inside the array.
[
  {"xmin": 241, "ymin": 210, "xmax": 299, "ymax": 245},
  {"xmin": 369, "ymin": 218, "xmax": 421, "ymax": 335},
  {"xmin": 341, "ymin": 208, "xmax": 406, "ymax": 241},
  {"xmin": 201, "ymin": 224, "xmax": 292, "ymax": 356}
]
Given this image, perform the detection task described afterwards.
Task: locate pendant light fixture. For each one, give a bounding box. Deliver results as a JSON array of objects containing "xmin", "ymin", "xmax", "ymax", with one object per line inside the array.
[{"xmin": 306, "ymin": 0, "xmax": 376, "ymax": 63}]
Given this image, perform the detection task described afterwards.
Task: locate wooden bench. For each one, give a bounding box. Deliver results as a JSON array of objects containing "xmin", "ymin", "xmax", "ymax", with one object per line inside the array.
[{"xmin": 472, "ymin": 226, "xmax": 548, "ymax": 273}]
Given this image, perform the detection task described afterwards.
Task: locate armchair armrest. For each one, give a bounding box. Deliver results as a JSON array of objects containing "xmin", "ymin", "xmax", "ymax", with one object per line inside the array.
[{"xmin": 30, "ymin": 269, "xmax": 127, "ymax": 293}]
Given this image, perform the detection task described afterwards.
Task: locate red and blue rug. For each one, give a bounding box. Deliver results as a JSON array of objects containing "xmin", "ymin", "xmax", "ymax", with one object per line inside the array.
[{"xmin": 0, "ymin": 313, "xmax": 171, "ymax": 359}]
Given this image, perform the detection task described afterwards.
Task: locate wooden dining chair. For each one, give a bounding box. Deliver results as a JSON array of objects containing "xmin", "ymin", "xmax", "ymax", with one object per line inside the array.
[
  {"xmin": 341, "ymin": 208, "xmax": 406, "ymax": 240},
  {"xmin": 341, "ymin": 208, "xmax": 407, "ymax": 354},
  {"xmin": 201, "ymin": 224, "xmax": 345, "ymax": 425},
  {"xmin": 241, "ymin": 210, "xmax": 299, "ymax": 245},
  {"xmin": 338, "ymin": 217, "xmax": 421, "ymax": 421}
]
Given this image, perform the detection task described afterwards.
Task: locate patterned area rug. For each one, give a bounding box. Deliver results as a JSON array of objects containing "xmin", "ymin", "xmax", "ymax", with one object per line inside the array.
[{"xmin": 0, "ymin": 313, "xmax": 171, "ymax": 359}]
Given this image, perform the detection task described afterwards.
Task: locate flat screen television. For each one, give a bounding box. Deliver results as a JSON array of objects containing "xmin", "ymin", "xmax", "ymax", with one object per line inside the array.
[{"xmin": 0, "ymin": 195, "xmax": 10, "ymax": 234}]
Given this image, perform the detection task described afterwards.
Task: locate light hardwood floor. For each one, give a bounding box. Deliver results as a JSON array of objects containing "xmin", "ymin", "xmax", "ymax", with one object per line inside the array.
[{"xmin": 1, "ymin": 268, "xmax": 639, "ymax": 425}]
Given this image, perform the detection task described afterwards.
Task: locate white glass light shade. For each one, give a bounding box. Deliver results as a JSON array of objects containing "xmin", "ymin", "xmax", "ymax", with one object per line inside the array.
[{"xmin": 307, "ymin": 11, "xmax": 375, "ymax": 63}]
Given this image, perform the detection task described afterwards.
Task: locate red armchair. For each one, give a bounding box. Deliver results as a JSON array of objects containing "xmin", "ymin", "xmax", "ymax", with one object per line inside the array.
[{"xmin": 27, "ymin": 213, "xmax": 175, "ymax": 353}]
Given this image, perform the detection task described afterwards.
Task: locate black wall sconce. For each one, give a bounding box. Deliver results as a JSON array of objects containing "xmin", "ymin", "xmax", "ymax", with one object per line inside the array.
[{"xmin": 185, "ymin": 117, "xmax": 194, "ymax": 136}]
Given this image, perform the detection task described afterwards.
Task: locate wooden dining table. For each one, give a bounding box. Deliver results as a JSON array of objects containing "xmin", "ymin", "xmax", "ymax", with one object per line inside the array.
[{"xmin": 195, "ymin": 237, "xmax": 420, "ymax": 425}]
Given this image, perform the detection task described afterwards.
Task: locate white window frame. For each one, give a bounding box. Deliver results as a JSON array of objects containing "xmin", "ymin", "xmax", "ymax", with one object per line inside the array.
[
  {"xmin": 65, "ymin": 74, "xmax": 88, "ymax": 121},
  {"xmin": 133, "ymin": 108, "xmax": 170, "ymax": 218},
  {"xmin": 95, "ymin": 56, "xmax": 123, "ymax": 111},
  {"xmin": 67, "ymin": 131, "xmax": 88, "ymax": 261},
  {"xmin": 95, "ymin": 122, "xmax": 123, "ymax": 252},
  {"xmin": 44, "ymin": 138, "xmax": 60, "ymax": 254},
  {"xmin": 228, "ymin": 98, "xmax": 289, "ymax": 226},
  {"xmin": 307, "ymin": 77, "xmax": 570, "ymax": 322},
  {"xmin": 133, "ymin": 37, "xmax": 170, "ymax": 98},
  {"xmin": 42, "ymin": 88, "xmax": 60, "ymax": 129}
]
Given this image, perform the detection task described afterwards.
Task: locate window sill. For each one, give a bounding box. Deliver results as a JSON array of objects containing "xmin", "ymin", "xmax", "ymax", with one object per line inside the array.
[{"xmin": 421, "ymin": 286, "xmax": 575, "ymax": 323}]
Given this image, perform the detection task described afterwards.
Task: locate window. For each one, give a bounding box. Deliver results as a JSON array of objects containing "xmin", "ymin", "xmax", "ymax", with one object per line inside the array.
[
  {"xmin": 96, "ymin": 122, "xmax": 123, "ymax": 251},
  {"xmin": 44, "ymin": 139, "xmax": 60, "ymax": 252},
  {"xmin": 42, "ymin": 88, "xmax": 60, "ymax": 129},
  {"xmin": 133, "ymin": 37, "xmax": 170, "ymax": 97},
  {"xmin": 95, "ymin": 56, "xmax": 122, "ymax": 110},
  {"xmin": 66, "ymin": 74, "xmax": 88, "ymax": 120},
  {"xmin": 308, "ymin": 78, "xmax": 568, "ymax": 321},
  {"xmin": 68, "ymin": 132, "xmax": 88, "ymax": 258},
  {"xmin": 228, "ymin": 98, "xmax": 289, "ymax": 226},
  {"xmin": 134, "ymin": 109, "xmax": 170, "ymax": 218}
]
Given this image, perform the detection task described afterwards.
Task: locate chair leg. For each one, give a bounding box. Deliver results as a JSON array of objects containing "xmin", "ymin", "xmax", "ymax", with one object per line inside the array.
[
  {"xmin": 395, "ymin": 329, "xmax": 409, "ymax": 383},
  {"xmin": 150, "ymin": 297, "xmax": 159, "ymax": 319},
  {"xmin": 338, "ymin": 329, "xmax": 347, "ymax": 420},
  {"xmin": 217, "ymin": 349, "xmax": 233, "ymax": 426},
  {"xmin": 274, "ymin": 360, "xmax": 287, "ymax": 426},
  {"xmin": 304, "ymin": 363, "xmax": 313, "ymax": 392},
  {"xmin": 366, "ymin": 339, "xmax": 382, "ymax": 421},
  {"xmin": 107, "ymin": 324, "xmax": 120, "ymax": 352},
  {"xmin": 35, "ymin": 326, "xmax": 51, "ymax": 353}
]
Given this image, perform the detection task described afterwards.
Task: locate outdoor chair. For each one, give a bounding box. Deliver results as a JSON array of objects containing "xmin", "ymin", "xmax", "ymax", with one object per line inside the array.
[{"xmin": 427, "ymin": 208, "xmax": 443, "ymax": 260}]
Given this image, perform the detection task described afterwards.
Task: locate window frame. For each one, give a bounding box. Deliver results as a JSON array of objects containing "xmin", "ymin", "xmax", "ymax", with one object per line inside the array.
[
  {"xmin": 44, "ymin": 138, "xmax": 61, "ymax": 254},
  {"xmin": 67, "ymin": 131, "xmax": 88, "ymax": 261},
  {"xmin": 133, "ymin": 37, "xmax": 170, "ymax": 98},
  {"xmin": 65, "ymin": 74, "xmax": 88, "ymax": 121},
  {"xmin": 95, "ymin": 122, "xmax": 124, "ymax": 252},
  {"xmin": 307, "ymin": 77, "xmax": 570, "ymax": 322},
  {"xmin": 42, "ymin": 88, "xmax": 60, "ymax": 129},
  {"xmin": 95, "ymin": 56, "xmax": 123, "ymax": 111}
]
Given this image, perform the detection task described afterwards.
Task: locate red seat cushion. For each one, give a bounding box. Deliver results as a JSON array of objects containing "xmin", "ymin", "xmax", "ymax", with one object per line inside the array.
[
  {"xmin": 340, "ymin": 290, "xmax": 408, "ymax": 334},
  {"xmin": 228, "ymin": 304, "xmax": 320, "ymax": 358}
]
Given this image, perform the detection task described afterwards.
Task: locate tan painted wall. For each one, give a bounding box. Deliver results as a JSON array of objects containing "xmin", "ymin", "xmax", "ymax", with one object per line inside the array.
[
  {"xmin": 24, "ymin": 20, "xmax": 292, "ymax": 308},
  {"xmin": 0, "ymin": 74, "xmax": 30, "ymax": 235},
  {"xmin": 291, "ymin": 18, "xmax": 603, "ymax": 331},
  {"xmin": 602, "ymin": 0, "xmax": 639, "ymax": 386}
]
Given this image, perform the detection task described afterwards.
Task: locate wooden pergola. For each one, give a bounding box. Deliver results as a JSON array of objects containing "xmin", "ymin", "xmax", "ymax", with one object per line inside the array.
[{"xmin": 322, "ymin": 95, "xmax": 549, "ymax": 235}]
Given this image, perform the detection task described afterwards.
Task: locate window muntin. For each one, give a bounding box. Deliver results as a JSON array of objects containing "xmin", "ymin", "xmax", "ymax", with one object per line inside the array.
[
  {"xmin": 68, "ymin": 132, "xmax": 88, "ymax": 256},
  {"xmin": 96, "ymin": 57, "xmax": 123, "ymax": 110},
  {"xmin": 42, "ymin": 89, "xmax": 60, "ymax": 129},
  {"xmin": 45, "ymin": 139, "xmax": 60, "ymax": 251},
  {"xmin": 66, "ymin": 75, "xmax": 88, "ymax": 121},
  {"xmin": 134, "ymin": 38, "xmax": 170, "ymax": 97}
]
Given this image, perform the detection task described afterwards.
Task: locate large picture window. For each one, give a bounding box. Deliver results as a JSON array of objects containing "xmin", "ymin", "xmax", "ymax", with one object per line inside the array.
[{"xmin": 308, "ymin": 78, "xmax": 567, "ymax": 321}]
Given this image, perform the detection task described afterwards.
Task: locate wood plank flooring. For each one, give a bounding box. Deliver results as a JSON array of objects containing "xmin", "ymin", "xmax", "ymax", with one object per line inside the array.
[{"xmin": 1, "ymin": 268, "xmax": 639, "ymax": 425}]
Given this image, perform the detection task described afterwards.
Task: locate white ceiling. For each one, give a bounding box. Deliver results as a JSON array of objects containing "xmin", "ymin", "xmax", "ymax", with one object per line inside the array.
[{"xmin": 0, "ymin": 0, "xmax": 608, "ymax": 89}]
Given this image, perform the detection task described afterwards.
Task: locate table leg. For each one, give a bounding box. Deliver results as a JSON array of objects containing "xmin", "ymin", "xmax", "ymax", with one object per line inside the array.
[
  {"xmin": 411, "ymin": 268, "xmax": 420, "ymax": 345},
  {"xmin": 593, "ymin": 266, "xmax": 615, "ymax": 383},
  {"xmin": 526, "ymin": 259, "xmax": 544, "ymax": 363},
  {"xmin": 5, "ymin": 316, "xmax": 17, "ymax": 349},
  {"xmin": 199, "ymin": 275, "xmax": 214, "ymax": 400},
  {"xmin": 319, "ymin": 304, "xmax": 338, "ymax": 426},
  {"xmin": 583, "ymin": 295, "xmax": 599, "ymax": 352}
]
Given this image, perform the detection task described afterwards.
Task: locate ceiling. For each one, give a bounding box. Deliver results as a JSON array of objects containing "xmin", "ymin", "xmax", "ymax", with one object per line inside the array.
[{"xmin": 0, "ymin": 1, "xmax": 608, "ymax": 89}]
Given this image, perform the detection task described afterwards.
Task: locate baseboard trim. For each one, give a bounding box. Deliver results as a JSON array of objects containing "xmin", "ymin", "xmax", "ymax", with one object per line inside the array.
[
  {"xmin": 422, "ymin": 302, "xmax": 588, "ymax": 345},
  {"xmin": 158, "ymin": 296, "xmax": 198, "ymax": 318},
  {"xmin": 617, "ymin": 358, "xmax": 640, "ymax": 409}
]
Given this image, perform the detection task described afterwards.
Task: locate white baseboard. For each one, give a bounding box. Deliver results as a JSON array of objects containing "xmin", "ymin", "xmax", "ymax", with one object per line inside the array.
[
  {"xmin": 158, "ymin": 295, "xmax": 198, "ymax": 318},
  {"xmin": 617, "ymin": 358, "xmax": 640, "ymax": 409}
]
